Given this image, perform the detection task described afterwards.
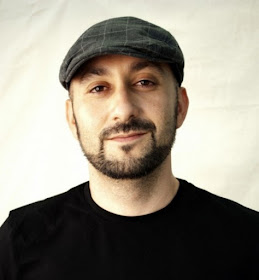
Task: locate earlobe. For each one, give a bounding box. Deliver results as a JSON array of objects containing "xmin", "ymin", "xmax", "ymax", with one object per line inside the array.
[
  {"xmin": 176, "ymin": 87, "xmax": 189, "ymax": 129},
  {"xmin": 65, "ymin": 99, "xmax": 79, "ymax": 139}
]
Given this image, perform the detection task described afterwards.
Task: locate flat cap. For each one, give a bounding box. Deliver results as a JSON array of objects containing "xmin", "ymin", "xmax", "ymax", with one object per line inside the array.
[{"xmin": 59, "ymin": 16, "xmax": 184, "ymax": 89}]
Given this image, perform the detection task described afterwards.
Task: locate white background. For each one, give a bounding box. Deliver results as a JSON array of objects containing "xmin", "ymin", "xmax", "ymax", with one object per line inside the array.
[{"xmin": 0, "ymin": 0, "xmax": 258, "ymax": 225}]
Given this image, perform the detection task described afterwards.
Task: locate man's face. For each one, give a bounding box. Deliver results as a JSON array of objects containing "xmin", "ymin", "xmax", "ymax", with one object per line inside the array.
[{"xmin": 67, "ymin": 54, "xmax": 183, "ymax": 179}]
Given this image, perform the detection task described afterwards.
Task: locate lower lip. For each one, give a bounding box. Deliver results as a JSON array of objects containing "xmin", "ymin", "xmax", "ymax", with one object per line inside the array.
[{"xmin": 109, "ymin": 133, "xmax": 147, "ymax": 143}]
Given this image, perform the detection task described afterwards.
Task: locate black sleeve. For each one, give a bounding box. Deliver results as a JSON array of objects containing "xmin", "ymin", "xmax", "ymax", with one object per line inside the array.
[{"xmin": 0, "ymin": 218, "xmax": 18, "ymax": 280}]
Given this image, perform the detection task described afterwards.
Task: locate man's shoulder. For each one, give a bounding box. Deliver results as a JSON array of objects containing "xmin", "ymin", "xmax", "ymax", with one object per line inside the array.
[
  {"xmin": 6, "ymin": 182, "xmax": 88, "ymax": 243},
  {"xmin": 179, "ymin": 179, "xmax": 259, "ymax": 227}
]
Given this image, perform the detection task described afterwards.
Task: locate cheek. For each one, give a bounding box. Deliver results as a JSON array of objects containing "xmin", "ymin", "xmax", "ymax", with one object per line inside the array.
[
  {"xmin": 147, "ymin": 94, "xmax": 175, "ymax": 124},
  {"xmin": 150, "ymin": 98, "xmax": 176, "ymax": 141},
  {"xmin": 75, "ymin": 104, "xmax": 107, "ymax": 139}
]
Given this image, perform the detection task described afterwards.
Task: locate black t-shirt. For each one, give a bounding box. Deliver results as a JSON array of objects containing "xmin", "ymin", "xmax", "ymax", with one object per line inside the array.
[{"xmin": 0, "ymin": 179, "xmax": 258, "ymax": 279}]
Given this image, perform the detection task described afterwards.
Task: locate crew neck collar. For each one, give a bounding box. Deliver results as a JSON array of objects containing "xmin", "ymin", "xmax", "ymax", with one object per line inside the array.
[{"xmin": 83, "ymin": 179, "xmax": 186, "ymax": 223}]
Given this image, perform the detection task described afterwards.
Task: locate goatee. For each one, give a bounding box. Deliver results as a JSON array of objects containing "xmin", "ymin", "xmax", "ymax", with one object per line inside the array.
[{"xmin": 75, "ymin": 117, "xmax": 177, "ymax": 180}]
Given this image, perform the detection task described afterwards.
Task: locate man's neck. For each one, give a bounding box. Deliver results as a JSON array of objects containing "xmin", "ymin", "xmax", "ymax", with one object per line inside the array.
[{"xmin": 87, "ymin": 156, "xmax": 179, "ymax": 217}]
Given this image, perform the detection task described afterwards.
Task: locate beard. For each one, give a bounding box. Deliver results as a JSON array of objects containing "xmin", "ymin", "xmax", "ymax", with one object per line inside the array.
[{"xmin": 75, "ymin": 109, "xmax": 177, "ymax": 180}]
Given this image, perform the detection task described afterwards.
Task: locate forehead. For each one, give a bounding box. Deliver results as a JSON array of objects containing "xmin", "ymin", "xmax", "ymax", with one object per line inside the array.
[{"xmin": 72, "ymin": 54, "xmax": 173, "ymax": 82}]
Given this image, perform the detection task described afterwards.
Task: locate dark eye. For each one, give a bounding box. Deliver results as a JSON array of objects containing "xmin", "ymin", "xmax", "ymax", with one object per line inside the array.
[
  {"xmin": 136, "ymin": 80, "xmax": 154, "ymax": 87},
  {"xmin": 90, "ymin": 85, "xmax": 107, "ymax": 93}
]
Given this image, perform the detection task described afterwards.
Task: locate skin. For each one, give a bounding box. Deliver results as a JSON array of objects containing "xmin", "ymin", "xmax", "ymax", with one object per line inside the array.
[{"xmin": 66, "ymin": 54, "xmax": 189, "ymax": 216}]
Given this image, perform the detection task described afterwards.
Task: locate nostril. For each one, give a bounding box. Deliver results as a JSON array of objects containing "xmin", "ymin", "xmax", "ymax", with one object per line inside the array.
[{"xmin": 111, "ymin": 99, "xmax": 140, "ymax": 122}]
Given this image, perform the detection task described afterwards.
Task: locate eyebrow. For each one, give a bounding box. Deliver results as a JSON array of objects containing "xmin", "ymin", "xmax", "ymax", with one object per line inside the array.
[
  {"xmin": 78, "ymin": 59, "xmax": 166, "ymax": 84},
  {"xmin": 78, "ymin": 66, "xmax": 109, "ymax": 84},
  {"xmin": 130, "ymin": 61, "xmax": 166, "ymax": 76}
]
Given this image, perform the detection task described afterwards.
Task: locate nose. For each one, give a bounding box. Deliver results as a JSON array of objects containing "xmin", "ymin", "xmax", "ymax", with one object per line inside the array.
[{"xmin": 110, "ymin": 85, "xmax": 141, "ymax": 122}]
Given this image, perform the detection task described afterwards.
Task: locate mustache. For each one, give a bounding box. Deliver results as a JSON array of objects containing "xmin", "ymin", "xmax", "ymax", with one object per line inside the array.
[{"xmin": 100, "ymin": 118, "xmax": 156, "ymax": 140}]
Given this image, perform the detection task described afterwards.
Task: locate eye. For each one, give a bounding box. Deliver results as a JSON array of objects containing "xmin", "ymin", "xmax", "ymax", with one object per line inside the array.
[
  {"xmin": 136, "ymin": 80, "xmax": 155, "ymax": 87},
  {"xmin": 90, "ymin": 85, "xmax": 107, "ymax": 93}
]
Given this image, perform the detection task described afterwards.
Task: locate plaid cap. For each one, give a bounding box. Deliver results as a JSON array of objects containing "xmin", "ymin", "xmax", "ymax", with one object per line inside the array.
[{"xmin": 59, "ymin": 16, "xmax": 184, "ymax": 89}]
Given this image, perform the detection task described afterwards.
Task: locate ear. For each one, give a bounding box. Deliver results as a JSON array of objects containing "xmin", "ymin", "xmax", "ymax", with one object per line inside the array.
[
  {"xmin": 66, "ymin": 99, "xmax": 79, "ymax": 139},
  {"xmin": 176, "ymin": 87, "xmax": 189, "ymax": 129}
]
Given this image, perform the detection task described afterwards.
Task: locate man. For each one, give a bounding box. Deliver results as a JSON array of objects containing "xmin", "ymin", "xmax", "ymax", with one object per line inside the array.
[{"xmin": 0, "ymin": 16, "xmax": 258, "ymax": 279}]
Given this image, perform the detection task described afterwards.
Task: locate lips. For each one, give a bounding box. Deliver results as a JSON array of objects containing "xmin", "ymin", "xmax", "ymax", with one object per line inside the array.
[{"xmin": 107, "ymin": 132, "xmax": 148, "ymax": 142}]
